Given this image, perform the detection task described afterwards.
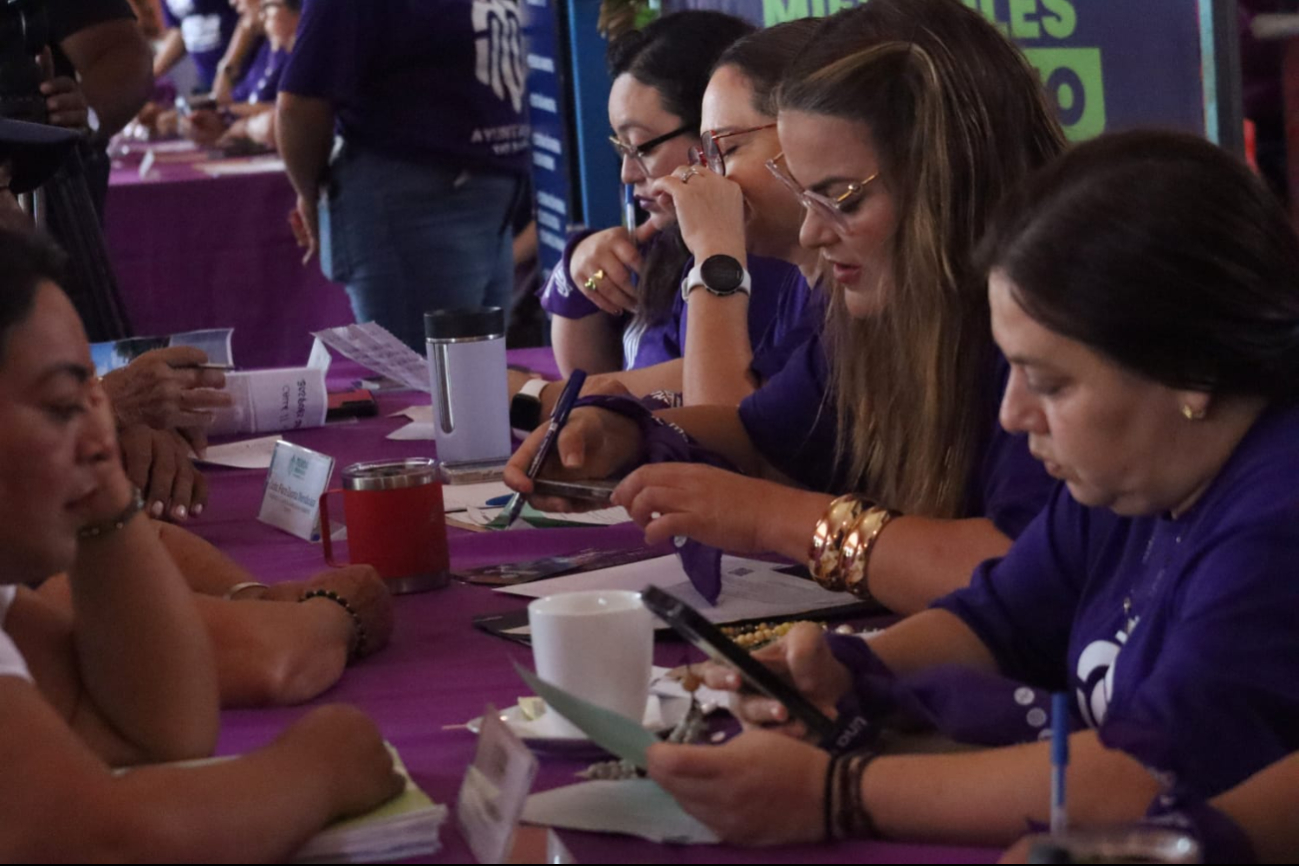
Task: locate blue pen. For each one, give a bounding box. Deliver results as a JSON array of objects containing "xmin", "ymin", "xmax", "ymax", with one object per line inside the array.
[
  {"xmin": 501, "ymin": 370, "xmax": 588, "ymax": 528},
  {"xmin": 1051, "ymin": 692, "xmax": 1070, "ymax": 837},
  {"xmin": 623, "ymin": 183, "xmax": 637, "ymax": 233}
]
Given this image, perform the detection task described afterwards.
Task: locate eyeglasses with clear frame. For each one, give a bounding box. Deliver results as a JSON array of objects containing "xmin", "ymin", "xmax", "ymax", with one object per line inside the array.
[
  {"xmin": 686, "ymin": 123, "xmax": 778, "ymax": 176},
  {"xmin": 765, "ymin": 151, "xmax": 879, "ymax": 232},
  {"xmin": 608, "ymin": 123, "xmax": 694, "ymax": 176}
]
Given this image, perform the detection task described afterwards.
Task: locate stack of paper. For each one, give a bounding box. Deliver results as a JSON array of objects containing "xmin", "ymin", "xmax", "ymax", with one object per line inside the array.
[{"xmin": 292, "ymin": 753, "xmax": 448, "ymax": 863}]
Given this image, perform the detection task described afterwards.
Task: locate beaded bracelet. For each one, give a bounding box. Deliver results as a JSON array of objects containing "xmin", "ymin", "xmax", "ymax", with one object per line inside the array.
[
  {"xmin": 826, "ymin": 749, "xmax": 881, "ymax": 840},
  {"xmin": 840, "ymin": 507, "xmax": 900, "ymax": 601},
  {"xmin": 77, "ymin": 487, "xmax": 146, "ymax": 540},
  {"xmin": 300, "ymin": 588, "xmax": 369, "ymax": 660},
  {"xmin": 808, "ymin": 495, "xmax": 870, "ymax": 591}
]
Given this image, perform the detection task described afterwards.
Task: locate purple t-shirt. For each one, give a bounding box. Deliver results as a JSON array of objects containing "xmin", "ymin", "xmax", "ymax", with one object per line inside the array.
[
  {"xmin": 934, "ymin": 402, "xmax": 1299, "ymax": 799},
  {"xmin": 279, "ymin": 0, "xmax": 529, "ymax": 173},
  {"xmin": 162, "ymin": 0, "xmax": 240, "ymax": 90},
  {"xmin": 540, "ymin": 243, "xmax": 812, "ymax": 374},
  {"xmin": 231, "ymin": 42, "xmax": 289, "ymax": 105},
  {"xmin": 739, "ymin": 341, "xmax": 1050, "ymax": 537}
]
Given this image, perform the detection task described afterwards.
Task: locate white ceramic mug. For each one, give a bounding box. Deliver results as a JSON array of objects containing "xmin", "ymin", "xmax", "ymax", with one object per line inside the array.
[{"xmin": 527, "ymin": 590, "xmax": 653, "ymax": 737}]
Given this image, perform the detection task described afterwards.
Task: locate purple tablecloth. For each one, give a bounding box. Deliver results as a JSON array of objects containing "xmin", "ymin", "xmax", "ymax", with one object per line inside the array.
[
  {"xmin": 104, "ymin": 146, "xmax": 356, "ymax": 369},
  {"xmin": 190, "ymin": 351, "xmax": 998, "ymax": 864}
]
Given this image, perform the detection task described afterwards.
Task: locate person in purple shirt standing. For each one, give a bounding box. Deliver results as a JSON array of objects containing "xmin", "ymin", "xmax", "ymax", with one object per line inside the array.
[
  {"xmin": 508, "ymin": 0, "xmax": 1064, "ymax": 614},
  {"xmin": 277, "ymin": 0, "xmax": 530, "ymax": 351},
  {"xmin": 154, "ymin": 0, "xmax": 242, "ymax": 92},
  {"xmin": 645, "ymin": 130, "xmax": 1299, "ymax": 849}
]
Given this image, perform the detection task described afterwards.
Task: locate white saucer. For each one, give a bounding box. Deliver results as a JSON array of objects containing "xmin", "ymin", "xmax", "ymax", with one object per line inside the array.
[{"xmin": 465, "ymin": 694, "xmax": 686, "ymax": 757}]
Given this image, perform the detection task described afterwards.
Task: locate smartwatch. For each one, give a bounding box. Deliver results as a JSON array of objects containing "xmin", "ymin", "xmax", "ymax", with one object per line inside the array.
[
  {"xmin": 680, "ymin": 254, "xmax": 751, "ymax": 300},
  {"xmin": 510, "ymin": 377, "xmax": 549, "ymax": 435}
]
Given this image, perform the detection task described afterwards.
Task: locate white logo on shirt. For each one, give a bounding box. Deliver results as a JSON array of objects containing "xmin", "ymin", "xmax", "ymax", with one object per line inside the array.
[
  {"xmin": 473, "ymin": 0, "xmax": 526, "ymax": 113},
  {"xmin": 1075, "ymin": 627, "xmax": 1129, "ymax": 728},
  {"xmin": 167, "ymin": 0, "xmax": 196, "ymax": 16},
  {"xmin": 180, "ymin": 14, "xmax": 226, "ymax": 53},
  {"xmin": 622, "ymin": 319, "xmax": 648, "ymax": 371}
]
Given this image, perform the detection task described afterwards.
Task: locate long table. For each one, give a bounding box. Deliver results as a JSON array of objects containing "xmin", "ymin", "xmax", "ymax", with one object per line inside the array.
[
  {"xmin": 192, "ymin": 349, "xmax": 999, "ymax": 863},
  {"xmin": 104, "ymin": 145, "xmax": 356, "ymax": 369}
]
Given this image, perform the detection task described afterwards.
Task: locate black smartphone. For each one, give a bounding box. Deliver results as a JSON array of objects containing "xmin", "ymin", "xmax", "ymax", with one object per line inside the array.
[
  {"xmin": 642, "ymin": 586, "xmax": 872, "ymax": 753},
  {"xmin": 531, "ymin": 477, "xmax": 618, "ymax": 504}
]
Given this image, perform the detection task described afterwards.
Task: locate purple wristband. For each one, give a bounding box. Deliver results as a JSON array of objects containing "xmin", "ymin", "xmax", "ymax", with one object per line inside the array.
[{"xmin": 576, "ymin": 394, "xmax": 735, "ymax": 604}]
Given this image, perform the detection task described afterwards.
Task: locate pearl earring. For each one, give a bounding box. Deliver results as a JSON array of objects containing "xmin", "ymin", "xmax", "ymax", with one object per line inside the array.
[{"xmin": 1181, "ymin": 404, "xmax": 1206, "ymax": 421}]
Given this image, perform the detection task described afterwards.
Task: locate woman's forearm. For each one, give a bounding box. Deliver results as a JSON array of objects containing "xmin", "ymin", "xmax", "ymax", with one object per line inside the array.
[
  {"xmin": 865, "ymin": 516, "xmax": 1013, "ymax": 614},
  {"xmin": 863, "ymin": 732, "xmax": 1160, "ymax": 845},
  {"xmin": 68, "ymin": 514, "xmax": 219, "ymax": 762},
  {"xmin": 682, "ymin": 291, "xmax": 758, "ymax": 406},
  {"xmin": 550, "ymin": 313, "xmax": 624, "ymax": 377}
]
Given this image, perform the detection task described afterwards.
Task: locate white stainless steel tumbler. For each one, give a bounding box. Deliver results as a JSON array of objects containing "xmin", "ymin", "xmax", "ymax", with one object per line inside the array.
[{"xmin": 424, "ymin": 307, "xmax": 511, "ymax": 465}]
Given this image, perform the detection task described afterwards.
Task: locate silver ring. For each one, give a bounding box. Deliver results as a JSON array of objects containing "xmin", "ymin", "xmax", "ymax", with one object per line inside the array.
[{"xmin": 679, "ymin": 167, "xmax": 700, "ymax": 184}]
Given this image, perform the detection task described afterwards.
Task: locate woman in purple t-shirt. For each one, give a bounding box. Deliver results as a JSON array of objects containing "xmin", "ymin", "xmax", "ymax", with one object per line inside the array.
[
  {"xmin": 509, "ymin": 0, "xmax": 1064, "ymax": 613},
  {"xmin": 646, "ymin": 131, "xmax": 1299, "ymax": 852}
]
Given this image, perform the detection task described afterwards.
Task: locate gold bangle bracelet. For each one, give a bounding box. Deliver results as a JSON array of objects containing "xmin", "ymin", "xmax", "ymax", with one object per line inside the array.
[
  {"xmin": 841, "ymin": 507, "xmax": 899, "ymax": 601},
  {"xmin": 808, "ymin": 494, "xmax": 870, "ymax": 591}
]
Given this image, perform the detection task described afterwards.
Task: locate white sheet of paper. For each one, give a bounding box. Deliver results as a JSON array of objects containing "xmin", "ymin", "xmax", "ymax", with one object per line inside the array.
[
  {"xmin": 208, "ymin": 367, "xmax": 328, "ymax": 437},
  {"xmin": 312, "ymin": 322, "xmax": 431, "ymax": 392},
  {"xmin": 386, "ymin": 421, "xmax": 436, "ymax": 441},
  {"xmin": 194, "ymin": 155, "xmax": 286, "ymax": 177},
  {"xmin": 441, "ymin": 480, "xmax": 512, "ymax": 512},
  {"xmin": 461, "ymin": 505, "xmax": 632, "ymax": 528},
  {"xmin": 523, "ymin": 780, "xmax": 718, "ymax": 845},
  {"xmin": 389, "ymin": 404, "xmax": 433, "ymax": 423},
  {"xmin": 195, "ymin": 435, "xmax": 282, "ymax": 469},
  {"xmin": 496, "ymin": 555, "xmax": 858, "ymax": 623}
]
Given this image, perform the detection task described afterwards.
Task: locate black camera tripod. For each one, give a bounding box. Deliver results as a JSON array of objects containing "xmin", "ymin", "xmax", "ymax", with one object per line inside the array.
[{"xmin": 1, "ymin": 0, "xmax": 132, "ymax": 341}]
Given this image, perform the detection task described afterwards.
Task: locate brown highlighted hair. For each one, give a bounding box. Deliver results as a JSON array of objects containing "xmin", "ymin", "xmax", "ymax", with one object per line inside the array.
[
  {"xmin": 777, "ymin": 0, "xmax": 1066, "ymax": 517},
  {"xmin": 980, "ymin": 129, "xmax": 1299, "ymax": 403},
  {"xmin": 714, "ymin": 19, "xmax": 822, "ymax": 118}
]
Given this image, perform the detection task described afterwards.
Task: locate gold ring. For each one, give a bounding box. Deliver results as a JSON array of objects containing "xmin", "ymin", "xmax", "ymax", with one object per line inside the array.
[
  {"xmin": 679, "ymin": 167, "xmax": 699, "ymax": 184},
  {"xmin": 583, "ymin": 268, "xmax": 605, "ymax": 292}
]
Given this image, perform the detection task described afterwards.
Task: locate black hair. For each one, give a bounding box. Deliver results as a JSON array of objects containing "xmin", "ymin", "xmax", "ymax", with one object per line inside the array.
[
  {"xmin": 605, "ymin": 11, "xmax": 754, "ymax": 327},
  {"xmin": 0, "ymin": 227, "xmax": 66, "ymax": 363},
  {"xmin": 606, "ymin": 11, "xmax": 756, "ymax": 133},
  {"xmin": 714, "ymin": 19, "xmax": 821, "ymax": 117},
  {"xmin": 980, "ymin": 129, "xmax": 1299, "ymax": 403}
]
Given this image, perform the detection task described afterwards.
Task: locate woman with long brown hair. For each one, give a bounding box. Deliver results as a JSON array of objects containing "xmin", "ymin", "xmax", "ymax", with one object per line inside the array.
[{"xmin": 508, "ymin": 0, "xmax": 1064, "ymax": 614}]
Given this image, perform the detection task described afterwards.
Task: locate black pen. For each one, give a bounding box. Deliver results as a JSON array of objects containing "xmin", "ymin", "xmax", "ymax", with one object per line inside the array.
[{"xmin": 501, "ymin": 369, "xmax": 587, "ymax": 528}]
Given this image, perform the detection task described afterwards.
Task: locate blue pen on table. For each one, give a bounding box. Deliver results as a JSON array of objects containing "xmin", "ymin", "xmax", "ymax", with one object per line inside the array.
[
  {"xmin": 1051, "ymin": 691, "xmax": 1070, "ymax": 837},
  {"xmin": 501, "ymin": 370, "xmax": 588, "ymax": 528},
  {"xmin": 623, "ymin": 183, "xmax": 637, "ymax": 233}
]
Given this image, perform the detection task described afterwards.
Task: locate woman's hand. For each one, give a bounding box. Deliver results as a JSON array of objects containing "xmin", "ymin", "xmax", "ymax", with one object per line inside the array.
[
  {"xmin": 567, "ymin": 222, "xmax": 658, "ymax": 315},
  {"xmin": 646, "ymin": 730, "xmax": 829, "ymax": 846},
  {"xmin": 118, "ymin": 424, "xmax": 208, "ymax": 522},
  {"xmin": 275, "ymin": 704, "xmax": 404, "ymax": 821},
  {"xmin": 503, "ymin": 406, "xmax": 643, "ymax": 512},
  {"xmin": 648, "ymin": 165, "xmax": 747, "ymax": 261},
  {"xmin": 180, "ymin": 108, "xmax": 228, "ymax": 147},
  {"xmin": 700, "ymin": 622, "xmax": 854, "ymax": 729},
  {"xmin": 613, "ymin": 465, "xmax": 830, "ymax": 563},
  {"xmin": 40, "ymin": 77, "xmax": 90, "ymax": 131},
  {"xmin": 76, "ymin": 379, "xmax": 138, "ymax": 524},
  {"xmin": 101, "ymin": 347, "xmax": 232, "ymax": 435}
]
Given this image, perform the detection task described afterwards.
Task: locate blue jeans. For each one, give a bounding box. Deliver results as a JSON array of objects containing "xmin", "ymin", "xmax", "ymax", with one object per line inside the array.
[{"xmin": 323, "ymin": 144, "xmax": 519, "ymax": 351}]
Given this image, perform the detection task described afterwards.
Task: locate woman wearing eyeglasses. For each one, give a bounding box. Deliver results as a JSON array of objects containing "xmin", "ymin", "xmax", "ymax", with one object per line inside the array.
[
  {"xmin": 539, "ymin": 11, "xmax": 757, "ymax": 379},
  {"xmin": 510, "ymin": 0, "xmax": 1062, "ymax": 614}
]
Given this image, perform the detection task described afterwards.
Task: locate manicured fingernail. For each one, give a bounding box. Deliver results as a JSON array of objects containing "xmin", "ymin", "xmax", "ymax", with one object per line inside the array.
[
  {"xmin": 172, "ymin": 504, "xmax": 188, "ymax": 521},
  {"xmin": 150, "ymin": 501, "xmax": 165, "ymax": 517},
  {"xmin": 771, "ymin": 705, "xmax": 784, "ymax": 720},
  {"xmin": 192, "ymin": 503, "xmax": 204, "ymax": 516},
  {"xmin": 727, "ymin": 673, "xmax": 740, "ymax": 688}
]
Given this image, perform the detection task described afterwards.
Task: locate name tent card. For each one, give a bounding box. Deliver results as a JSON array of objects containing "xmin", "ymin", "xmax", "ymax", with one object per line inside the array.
[
  {"xmin": 257, "ymin": 440, "xmax": 335, "ymax": 541},
  {"xmin": 456, "ymin": 705, "xmax": 538, "ymax": 864}
]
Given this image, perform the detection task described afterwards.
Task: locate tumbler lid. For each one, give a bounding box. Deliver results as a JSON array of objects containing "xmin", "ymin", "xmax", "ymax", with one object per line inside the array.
[
  {"xmin": 341, "ymin": 458, "xmax": 439, "ymax": 491},
  {"xmin": 424, "ymin": 307, "xmax": 505, "ymax": 341}
]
